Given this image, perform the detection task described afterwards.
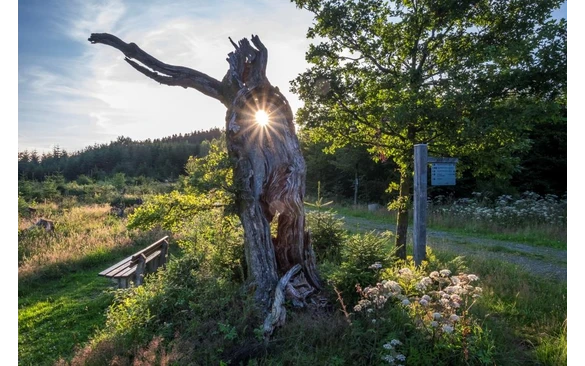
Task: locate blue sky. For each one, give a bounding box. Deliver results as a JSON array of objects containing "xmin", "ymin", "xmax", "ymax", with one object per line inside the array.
[
  {"xmin": 16, "ymin": 0, "xmax": 567, "ymax": 155},
  {"xmin": 17, "ymin": 0, "xmax": 317, "ymax": 154}
]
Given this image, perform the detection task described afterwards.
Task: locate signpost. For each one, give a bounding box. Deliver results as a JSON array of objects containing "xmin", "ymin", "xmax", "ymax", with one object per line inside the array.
[
  {"xmin": 413, "ymin": 144, "xmax": 458, "ymax": 266},
  {"xmin": 431, "ymin": 163, "xmax": 456, "ymax": 186}
]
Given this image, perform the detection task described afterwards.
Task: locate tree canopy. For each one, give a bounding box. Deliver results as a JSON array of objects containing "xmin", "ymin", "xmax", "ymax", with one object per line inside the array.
[{"xmin": 291, "ymin": 0, "xmax": 566, "ymax": 258}]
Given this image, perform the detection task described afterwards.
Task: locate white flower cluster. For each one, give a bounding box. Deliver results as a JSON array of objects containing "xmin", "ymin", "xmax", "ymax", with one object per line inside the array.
[
  {"xmin": 353, "ymin": 280, "xmax": 404, "ymax": 312},
  {"xmin": 412, "ymin": 271, "xmax": 482, "ymax": 336},
  {"xmin": 431, "ymin": 191, "xmax": 566, "ymax": 226},
  {"xmin": 381, "ymin": 339, "xmax": 406, "ymax": 365},
  {"xmin": 354, "ymin": 266, "xmax": 483, "ymax": 340}
]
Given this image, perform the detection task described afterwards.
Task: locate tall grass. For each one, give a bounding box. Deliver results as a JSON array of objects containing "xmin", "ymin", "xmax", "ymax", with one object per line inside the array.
[
  {"xmin": 18, "ymin": 202, "xmax": 169, "ymax": 366},
  {"xmin": 428, "ymin": 192, "xmax": 567, "ymax": 248},
  {"xmin": 327, "ymin": 191, "xmax": 567, "ymax": 248},
  {"xmin": 19, "ymin": 196, "xmax": 566, "ymax": 365}
]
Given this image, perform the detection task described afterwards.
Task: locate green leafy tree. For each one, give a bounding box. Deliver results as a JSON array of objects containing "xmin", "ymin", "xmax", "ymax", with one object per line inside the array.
[{"xmin": 291, "ymin": 0, "xmax": 566, "ymax": 259}]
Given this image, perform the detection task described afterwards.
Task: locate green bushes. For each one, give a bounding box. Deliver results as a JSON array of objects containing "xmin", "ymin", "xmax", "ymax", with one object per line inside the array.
[
  {"xmin": 325, "ymin": 231, "xmax": 395, "ymax": 304},
  {"xmin": 49, "ymin": 199, "xmax": 564, "ymax": 365},
  {"xmin": 306, "ymin": 209, "xmax": 347, "ymax": 261}
]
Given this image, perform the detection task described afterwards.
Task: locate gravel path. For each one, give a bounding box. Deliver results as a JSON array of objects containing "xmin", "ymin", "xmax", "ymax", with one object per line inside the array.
[{"xmin": 340, "ymin": 215, "xmax": 567, "ymax": 282}]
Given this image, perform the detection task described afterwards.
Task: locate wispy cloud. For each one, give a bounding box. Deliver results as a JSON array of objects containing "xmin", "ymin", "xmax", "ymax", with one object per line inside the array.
[
  {"xmin": 19, "ymin": 0, "xmax": 316, "ymax": 153},
  {"xmin": 58, "ymin": 0, "xmax": 127, "ymax": 43}
]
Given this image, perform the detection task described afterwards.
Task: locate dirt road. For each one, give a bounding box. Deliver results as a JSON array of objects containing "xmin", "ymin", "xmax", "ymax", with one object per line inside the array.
[{"xmin": 340, "ymin": 215, "xmax": 567, "ymax": 282}]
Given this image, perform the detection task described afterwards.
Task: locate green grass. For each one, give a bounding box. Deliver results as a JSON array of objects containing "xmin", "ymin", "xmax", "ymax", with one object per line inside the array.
[
  {"xmin": 18, "ymin": 271, "xmax": 114, "ymax": 366},
  {"xmin": 19, "ymin": 200, "xmax": 567, "ymax": 365},
  {"xmin": 447, "ymin": 253, "xmax": 567, "ymax": 365},
  {"xmin": 428, "ymin": 224, "xmax": 569, "ymax": 250},
  {"xmin": 330, "ymin": 204, "xmax": 566, "ymax": 249}
]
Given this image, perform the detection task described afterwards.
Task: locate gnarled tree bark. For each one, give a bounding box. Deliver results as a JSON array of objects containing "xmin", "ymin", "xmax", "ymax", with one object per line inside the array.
[{"xmin": 88, "ymin": 33, "xmax": 323, "ymax": 334}]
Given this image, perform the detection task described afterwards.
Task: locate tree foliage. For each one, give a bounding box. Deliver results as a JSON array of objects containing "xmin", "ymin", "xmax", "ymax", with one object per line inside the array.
[
  {"xmin": 18, "ymin": 128, "xmax": 222, "ymax": 182},
  {"xmin": 291, "ymin": 0, "xmax": 566, "ymax": 257}
]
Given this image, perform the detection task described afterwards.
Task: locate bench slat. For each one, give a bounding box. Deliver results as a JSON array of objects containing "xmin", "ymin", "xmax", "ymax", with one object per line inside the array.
[
  {"xmin": 130, "ymin": 236, "xmax": 169, "ymax": 261},
  {"xmin": 103, "ymin": 262, "xmax": 135, "ymax": 278},
  {"xmin": 111, "ymin": 249, "xmax": 163, "ymax": 279},
  {"xmin": 98, "ymin": 236, "xmax": 168, "ymax": 277},
  {"xmin": 99, "ymin": 237, "xmax": 169, "ymax": 288},
  {"xmin": 98, "ymin": 256, "xmax": 133, "ymax": 277}
]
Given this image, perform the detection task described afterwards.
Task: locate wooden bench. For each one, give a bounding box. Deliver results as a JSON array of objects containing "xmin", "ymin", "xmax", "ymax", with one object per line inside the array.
[{"xmin": 98, "ymin": 236, "xmax": 169, "ymax": 288}]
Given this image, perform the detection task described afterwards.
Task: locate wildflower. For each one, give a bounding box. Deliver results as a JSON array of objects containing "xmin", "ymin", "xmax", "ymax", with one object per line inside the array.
[
  {"xmin": 354, "ymin": 304, "xmax": 362, "ymax": 312},
  {"xmin": 450, "ymin": 294, "xmax": 462, "ymax": 303},
  {"xmin": 365, "ymin": 287, "xmax": 380, "ymax": 297},
  {"xmin": 459, "ymin": 286, "xmax": 470, "ymax": 295},
  {"xmin": 382, "ymin": 355, "xmax": 395, "ymax": 363},
  {"xmin": 374, "ymin": 295, "xmax": 388, "ymax": 308},
  {"xmin": 450, "ymin": 314, "xmax": 459, "ymax": 322},
  {"xmin": 415, "ymin": 282, "xmax": 427, "ymax": 291},
  {"xmin": 467, "ymin": 274, "xmax": 479, "ymax": 282},
  {"xmin": 442, "ymin": 325, "xmax": 454, "ymax": 334},
  {"xmin": 432, "ymin": 312, "xmax": 441, "ymax": 320},
  {"xmin": 430, "ymin": 271, "xmax": 440, "ymax": 279},
  {"xmin": 421, "ymin": 294, "xmax": 431, "ymax": 302},
  {"xmin": 430, "ymin": 321, "xmax": 439, "ymax": 327},
  {"xmin": 401, "ymin": 299, "xmax": 411, "ymax": 306},
  {"xmin": 396, "ymin": 354, "xmax": 406, "ymax": 362},
  {"xmin": 367, "ymin": 308, "xmax": 374, "ymax": 313},
  {"xmin": 383, "ymin": 343, "xmax": 393, "ymax": 350},
  {"xmin": 399, "ymin": 268, "xmax": 413, "ymax": 276},
  {"xmin": 421, "ymin": 277, "xmax": 433, "ymax": 286},
  {"xmin": 419, "ymin": 299, "xmax": 429, "ymax": 306},
  {"xmin": 440, "ymin": 269, "xmax": 452, "ymax": 277},
  {"xmin": 390, "ymin": 339, "xmax": 402, "ymax": 346},
  {"xmin": 383, "ymin": 281, "xmax": 402, "ymax": 293},
  {"xmin": 369, "ymin": 262, "xmax": 383, "ymax": 270}
]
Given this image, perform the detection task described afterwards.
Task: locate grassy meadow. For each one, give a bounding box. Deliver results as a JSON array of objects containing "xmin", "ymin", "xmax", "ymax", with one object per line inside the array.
[{"xmin": 18, "ymin": 189, "xmax": 567, "ymax": 365}]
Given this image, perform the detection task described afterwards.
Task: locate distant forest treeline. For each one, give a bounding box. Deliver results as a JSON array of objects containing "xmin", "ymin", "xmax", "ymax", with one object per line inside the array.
[
  {"xmin": 18, "ymin": 129, "xmax": 222, "ymax": 181},
  {"xmin": 18, "ymin": 120, "xmax": 566, "ymax": 204}
]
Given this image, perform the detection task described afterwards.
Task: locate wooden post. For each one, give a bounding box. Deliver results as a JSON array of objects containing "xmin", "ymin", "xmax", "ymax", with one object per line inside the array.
[
  {"xmin": 413, "ymin": 144, "xmax": 427, "ymax": 266},
  {"xmin": 354, "ymin": 170, "xmax": 358, "ymax": 206},
  {"xmin": 133, "ymin": 254, "xmax": 147, "ymax": 286},
  {"xmin": 160, "ymin": 239, "xmax": 168, "ymax": 268}
]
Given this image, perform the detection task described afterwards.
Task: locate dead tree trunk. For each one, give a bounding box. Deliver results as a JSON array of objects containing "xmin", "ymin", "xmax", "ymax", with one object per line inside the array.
[{"xmin": 88, "ymin": 33, "xmax": 322, "ymax": 333}]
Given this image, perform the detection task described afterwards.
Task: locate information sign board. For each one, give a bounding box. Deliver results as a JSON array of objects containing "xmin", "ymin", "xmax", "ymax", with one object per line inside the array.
[{"xmin": 431, "ymin": 163, "xmax": 456, "ymax": 186}]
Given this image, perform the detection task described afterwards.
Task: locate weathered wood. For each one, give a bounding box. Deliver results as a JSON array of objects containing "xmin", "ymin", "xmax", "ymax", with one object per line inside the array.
[
  {"xmin": 27, "ymin": 218, "xmax": 54, "ymax": 232},
  {"xmin": 133, "ymin": 253, "xmax": 147, "ymax": 286},
  {"xmin": 413, "ymin": 144, "xmax": 427, "ymax": 266},
  {"xmin": 99, "ymin": 236, "xmax": 169, "ymax": 288},
  {"xmin": 89, "ymin": 33, "xmax": 323, "ymax": 322},
  {"xmin": 88, "ymin": 33, "xmax": 226, "ymax": 104}
]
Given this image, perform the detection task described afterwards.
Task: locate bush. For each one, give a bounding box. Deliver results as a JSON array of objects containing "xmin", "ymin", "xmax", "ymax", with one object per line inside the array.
[
  {"xmin": 63, "ymin": 249, "xmax": 259, "ymax": 365},
  {"xmin": 76, "ymin": 174, "xmax": 93, "ymax": 185},
  {"xmin": 306, "ymin": 209, "xmax": 347, "ymax": 262},
  {"xmin": 18, "ymin": 195, "xmax": 31, "ymax": 218},
  {"xmin": 326, "ymin": 231, "xmax": 395, "ymax": 304}
]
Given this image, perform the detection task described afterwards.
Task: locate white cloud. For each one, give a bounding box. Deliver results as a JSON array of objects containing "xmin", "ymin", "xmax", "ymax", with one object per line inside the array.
[{"xmin": 19, "ymin": 0, "xmax": 316, "ymax": 153}]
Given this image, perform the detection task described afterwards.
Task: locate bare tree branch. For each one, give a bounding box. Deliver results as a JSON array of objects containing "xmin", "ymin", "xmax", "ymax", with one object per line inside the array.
[
  {"xmin": 88, "ymin": 33, "xmax": 226, "ymax": 105},
  {"xmin": 226, "ymin": 34, "xmax": 270, "ymax": 89}
]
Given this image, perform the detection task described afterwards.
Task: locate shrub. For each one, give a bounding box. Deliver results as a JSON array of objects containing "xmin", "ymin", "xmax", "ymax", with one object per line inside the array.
[
  {"xmin": 326, "ymin": 231, "xmax": 395, "ymax": 304},
  {"xmin": 306, "ymin": 209, "xmax": 348, "ymax": 262}
]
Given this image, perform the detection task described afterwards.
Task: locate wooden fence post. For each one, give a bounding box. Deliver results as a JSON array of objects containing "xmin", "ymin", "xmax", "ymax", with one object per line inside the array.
[{"xmin": 413, "ymin": 144, "xmax": 428, "ymax": 266}]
